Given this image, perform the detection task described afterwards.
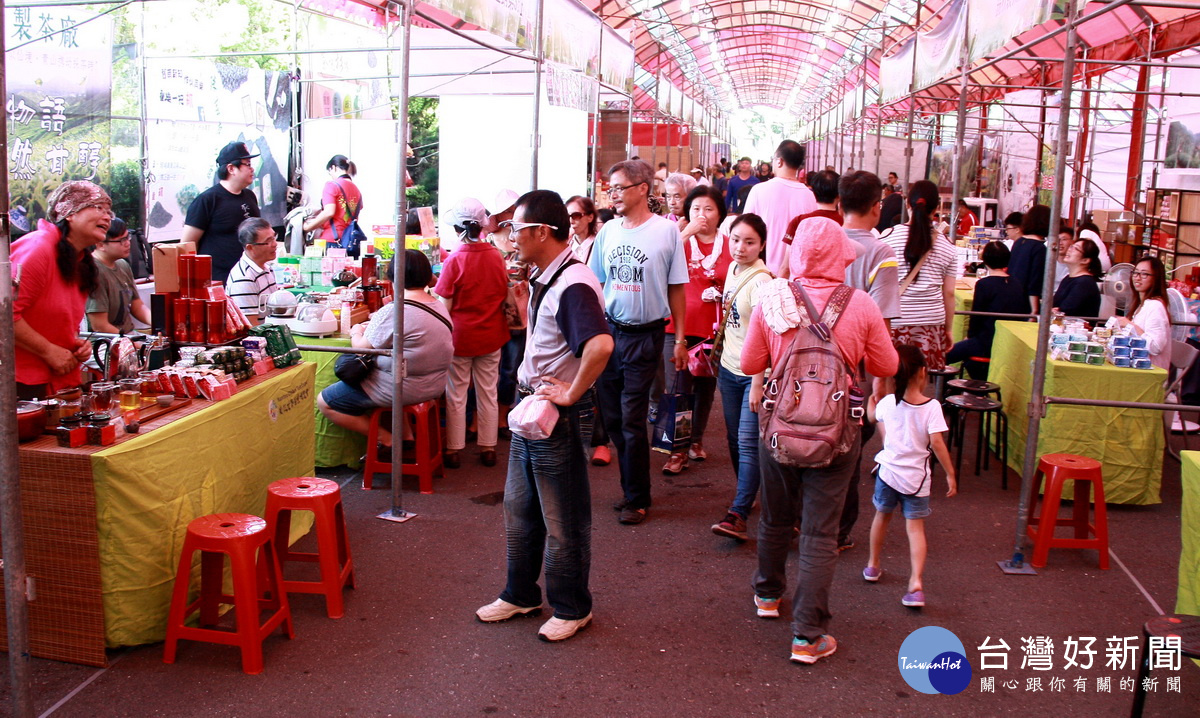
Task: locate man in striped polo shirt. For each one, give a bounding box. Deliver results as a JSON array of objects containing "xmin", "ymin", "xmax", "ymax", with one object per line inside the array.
[{"xmin": 225, "ymin": 217, "xmax": 278, "ymax": 325}]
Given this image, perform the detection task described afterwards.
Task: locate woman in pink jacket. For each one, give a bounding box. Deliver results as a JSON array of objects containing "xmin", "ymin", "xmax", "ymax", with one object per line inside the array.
[{"xmin": 741, "ymin": 217, "xmax": 898, "ymax": 666}]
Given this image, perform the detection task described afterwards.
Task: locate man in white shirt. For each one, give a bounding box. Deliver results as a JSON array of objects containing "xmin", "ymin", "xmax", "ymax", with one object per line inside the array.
[
  {"xmin": 225, "ymin": 217, "xmax": 278, "ymax": 325},
  {"xmin": 741, "ymin": 140, "xmax": 817, "ymax": 276},
  {"xmin": 690, "ymin": 167, "xmax": 710, "ymax": 187}
]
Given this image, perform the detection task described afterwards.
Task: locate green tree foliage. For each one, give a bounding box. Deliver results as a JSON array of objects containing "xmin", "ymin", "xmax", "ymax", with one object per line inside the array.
[{"xmin": 407, "ymin": 97, "xmax": 439, "ymax": 211}]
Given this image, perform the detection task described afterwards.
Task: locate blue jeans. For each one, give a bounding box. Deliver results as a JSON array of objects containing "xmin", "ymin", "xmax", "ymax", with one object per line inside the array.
[
  {"xmin": 752, "ymin": 433, "xmax": 860, "ymax": 641},
  {"xmin": 498, "ymin": 330, "xmax": 526, "ymax": 407},
  {"xmin": 598, "ymin": 325, "xmax": 664, "ymax": 509},
  {"xmin": 500, "ymin": 393, "xmax": 594, "ymax": 619},
  {"xmin": 717, "ymin": 366, "xmax": 759, "ymax": 519}
]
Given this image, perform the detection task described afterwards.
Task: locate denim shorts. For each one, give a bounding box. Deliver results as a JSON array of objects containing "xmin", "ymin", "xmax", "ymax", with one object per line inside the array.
[
  {"xmin": 873, "ymin": 476, "xmax": 932, "ymax": 520},
  {"xmin": 320, "ymin": 381, "xmax": 380, "ymax": 416}
]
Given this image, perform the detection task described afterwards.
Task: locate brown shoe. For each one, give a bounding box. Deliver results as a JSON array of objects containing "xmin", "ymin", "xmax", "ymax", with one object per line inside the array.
[
  {"xmin": 618, "ymin": 506, "xmax": 647, "ymax": 525},
  {"xmin": 480, "ymin": 448, "xmax": 497, "ymax": 467},
  {"xmin": 662, "ymin": 452, "xmax": 688, "ymax": 475},
  {"xmin": 443, "ymin": 450, "xmax": 461, "ymax": 469}
]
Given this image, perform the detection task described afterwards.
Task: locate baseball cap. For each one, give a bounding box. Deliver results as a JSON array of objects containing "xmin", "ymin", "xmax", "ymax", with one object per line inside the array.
[
  {"xmin": 450, "ymin": 197, "xmax": 488, "ymax": 228},
  {"xmin": 216, "ymin": 141, "xmax": 260, "ymax": 167},
  {"xmin": 690, "ymin": 167, "xmax": 704, "ymax": 174}
]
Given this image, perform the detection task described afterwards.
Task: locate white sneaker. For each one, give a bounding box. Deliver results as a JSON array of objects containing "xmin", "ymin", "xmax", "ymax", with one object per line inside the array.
[
  {"xmin": 476, "ymin": 598, "xmax": 541, "ymax": 623},
  {"xmin": 537, "ymin": 614, "xmax": 593, "ymax": 642}
]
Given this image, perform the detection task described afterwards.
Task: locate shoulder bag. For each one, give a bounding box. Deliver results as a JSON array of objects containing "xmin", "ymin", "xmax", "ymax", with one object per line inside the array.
[{"xmin": 334, "ymin": 299, "xmax": 451, "ymax": 386}]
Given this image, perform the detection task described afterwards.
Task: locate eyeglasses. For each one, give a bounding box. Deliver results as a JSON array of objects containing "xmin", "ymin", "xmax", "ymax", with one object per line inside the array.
[
  {"xmin": 1131, "ymin": 270, "xmax": 1154, "ymax": 278},
  {"xmin": 247, "ymin": 241, "xmax": 275, "ymax": 247},
  {"xmin": 568, "ymin": 212, "xmax": 586, "ymax": 221},
  {"xmin": 103, "ymin": 236, "xmax": 131, "ymax": 244},
  {"xmin": 608, "ymin": 182, "xmax": 645, "ymax": 195},
  {"xmin": 497, "ymin": 220, "xmax": 558, "ymax": 233}
]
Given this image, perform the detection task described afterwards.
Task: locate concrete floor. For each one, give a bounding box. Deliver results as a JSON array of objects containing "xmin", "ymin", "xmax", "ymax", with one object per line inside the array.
[{"xmin": 2, "ymin": 410, "xmax": 1198, "ymax": 717}]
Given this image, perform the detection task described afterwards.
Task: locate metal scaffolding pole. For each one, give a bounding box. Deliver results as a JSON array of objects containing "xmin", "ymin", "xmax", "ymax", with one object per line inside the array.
[
  {"xmin": 529, "ymin": 0, "xmax": 545, "ymax": 188},
  {"xmin": 901, "ymin": 0, "xmax": 921, "ymax": 222},
  {"xmin": 625, "ymin": 98, "xmax": 633, "ymax": 161},
  {"xmin": 0, "ymin": 0, "xmax": 35, "ymax": 709},
  {"xmin": 1002, "ymin": 1, "xmax": 1081, "ymax": 575},
  {"xmin": 381, "ymin": 0, "xmax": 413, "ymax": 524},
  {"xmin": 948, "ymin": 8, "xmax": 971, "ymax": 244}
]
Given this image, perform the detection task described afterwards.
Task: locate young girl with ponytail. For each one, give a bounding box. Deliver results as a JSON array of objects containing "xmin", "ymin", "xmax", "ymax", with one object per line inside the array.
[
  {"xmin": 863, "ymin": 344, "xmax": 956, "ymax": 608},
  {"xmin": 879, "ymin": 180, "xmax": 959, "ymax": 369}
]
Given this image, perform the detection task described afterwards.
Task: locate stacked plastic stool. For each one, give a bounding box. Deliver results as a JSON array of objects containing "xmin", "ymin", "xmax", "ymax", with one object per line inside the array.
[
  {"xmin": 927, "ymin": 365, "xmax": 962, "ymax": 402},
  {"xmin": 265, "ymin": 477, "xmax": 355, "ymax": 619},
  {"xmin": 1025, "ymin": 453, "xmax": 1109, "ymax": 569},
  {"xmin": 945, "ymin": 393, "xmax": 1008, "ymax": 488},
  {"xmin": 163, "ymin": 513, "xmax": 293, "ymax": 674},
  {"xmin": 363, "ymin": 400, "xmax": 443, "ymax": 493}
]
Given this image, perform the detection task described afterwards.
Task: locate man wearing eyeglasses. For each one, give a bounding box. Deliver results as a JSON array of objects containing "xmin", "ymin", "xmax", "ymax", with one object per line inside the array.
[
  {"xmin": 87, "ymin": 217, "xmax": 150, "ymax": 333},
  {"xmin": 589, "ymin": 159, "xmax": 688, "ymax": 526},
  {"xmin": 182, "ymin": 140, "xmax": 262, "ymax": 283},
  {"xmin": 225, "ymin": 217, "xmax": 279, "ymax": 325},
  {"xmin": 475, "ymin": 190, "xmax": 613, "ymax": 643}
]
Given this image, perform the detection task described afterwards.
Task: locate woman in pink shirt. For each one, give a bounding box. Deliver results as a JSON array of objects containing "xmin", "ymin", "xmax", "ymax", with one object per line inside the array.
[
  {"xmin": 434, "ymin": 198, "xmax": 511, "ymax": 468},
  {"xmin": 742, "ymin": 217, "xmax": 897, "ymax": 666},
  {"xmin": 303, "ymin": 155, "xmax": 362, "ymax": 242},
  {"xmin": 12, "ymin": 181, "xmax": 113, "ymax": 400}
]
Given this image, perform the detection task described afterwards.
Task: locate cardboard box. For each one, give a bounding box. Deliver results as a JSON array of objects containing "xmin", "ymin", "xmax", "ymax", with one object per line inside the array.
[{"xmin": 152, "ymin": 241, "xmax": 195, "ymax": 293}]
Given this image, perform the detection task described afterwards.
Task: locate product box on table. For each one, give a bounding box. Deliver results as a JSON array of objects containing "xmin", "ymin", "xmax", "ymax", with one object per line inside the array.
[{"xmin": 151, "ymin": 242, "xmax": 196, "ymax": 293}]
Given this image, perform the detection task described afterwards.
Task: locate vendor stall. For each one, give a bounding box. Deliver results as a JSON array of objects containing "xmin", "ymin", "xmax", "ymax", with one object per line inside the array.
[
  {"xmin": 990, "ymin": 321, "xmax": 1165, "ymax": 505},
  {"xmin": 4, "ymin": 363, "xmax": 316, "ymax": 666},
  {"xmin": 953, "ymin": 287, "xmax": 972, "ymax": 343}
]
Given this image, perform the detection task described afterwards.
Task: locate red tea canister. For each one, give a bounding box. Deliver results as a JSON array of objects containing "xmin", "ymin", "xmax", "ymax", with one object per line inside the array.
[
  {"xmin": 192, "ymin": 255, "xmax": 212, "ymax": 297},
  {"xmin": 173, "ymin": 297, "xmax": 191, "ymax": 343},
  {"xmin": 178, "ymin": 255, "xmax": 195, "ymax": 298},
  {"xmin": 206, "ymin": 300, "xmax": 225, "ymax": 344},
  {"xmin": 188, "ymin": 299, "xmax": 205, "ymax": 344}
]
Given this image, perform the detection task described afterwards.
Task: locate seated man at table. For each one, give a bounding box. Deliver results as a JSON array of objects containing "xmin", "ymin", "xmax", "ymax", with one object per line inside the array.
[
  {"xmin": 225, "ymin": 217, "xmax": 278, "ymax": 325},
  {"xmin": 317, "ymin": 250, "xmax": 453, "ymax": 454},
  {"xmin": 87, "ymin": 218, "xmax": 151, "ymax": 334}
]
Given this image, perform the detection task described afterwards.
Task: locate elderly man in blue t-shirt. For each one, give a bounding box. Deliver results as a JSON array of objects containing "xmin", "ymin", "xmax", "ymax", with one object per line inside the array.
[{"xmin": 589, "ymin": 160, "xmax": 689, "ymax": 526}]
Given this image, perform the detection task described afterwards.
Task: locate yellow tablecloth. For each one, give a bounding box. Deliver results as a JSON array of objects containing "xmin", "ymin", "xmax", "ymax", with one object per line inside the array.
[
  {"xmin": 299, "ymin": 334, "xmax": 366, "ymax": 468},
  {"xmin": 90, "ymin": 363, "xmax": 317, "ymax": 647},
  {"xmin": 989, "ymin": 321, "xmax": 1166, "ymax": 505},
  {"xmin": 1179, "ymin": 451, "xmax": 1200, "ymax": 617},
  {"xmin": 953, "ymin": 288, "xmax": 973, "ymax": 343}
]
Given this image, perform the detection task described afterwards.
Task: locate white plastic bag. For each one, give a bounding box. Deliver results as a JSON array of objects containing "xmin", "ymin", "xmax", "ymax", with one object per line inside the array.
[{"xmin": 508, "ymin": 394, "xmax": 560, "ymax": 440}]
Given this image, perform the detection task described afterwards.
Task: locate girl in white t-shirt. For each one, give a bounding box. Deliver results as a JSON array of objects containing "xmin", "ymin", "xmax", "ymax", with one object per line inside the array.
[{"xmin": 863, "ymin": 344, "xmax": 957, "ymax": 608}]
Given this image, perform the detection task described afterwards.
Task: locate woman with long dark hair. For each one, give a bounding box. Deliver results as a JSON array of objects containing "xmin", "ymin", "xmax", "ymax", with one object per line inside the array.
[
  {"xmin": 11, "ymin": 180, "xmax": 110, "ymax": 399},
  {"xmin": 303, "ymin": 154, "xmax": 362, "ymax": 243},
  {"xmin": 1117, "ymin": 255, "xmax": 1172, "ymax": 370},
  {"xmin": 879, "ymin": 179, "xmax": 958, "ymax": 369}
]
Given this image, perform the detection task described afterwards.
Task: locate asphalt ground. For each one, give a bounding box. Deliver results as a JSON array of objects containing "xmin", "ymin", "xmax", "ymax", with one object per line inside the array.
[{"xmin": 2, "ymin": 399, "xmax": 1198, "ymax": 717}]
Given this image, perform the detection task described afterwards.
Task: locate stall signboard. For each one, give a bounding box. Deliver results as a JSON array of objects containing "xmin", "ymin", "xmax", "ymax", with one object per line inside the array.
[
  {"xmin": 600, "ymin": 25, "xmax": 635, "ymax": 94},
  {"xmin": 545, "ymin": 62, "xmax": 599, "ymax": 113},
  {"xmin": 143, "ymin": 59, "xmax": 293, "ymax": 241},
  {"xmin": 301, "ymin": 13, "xmax": 393, "ymax": 122},
  {"xmin": 542, "ymin": 0, "xmax": 600, "ymax": 76},
  {"xmin": 1164, "ymin": 51, "xmax": 1200, "ymax": 172},
  {"xmin": 967, "ymin": 0, "xmax": 1058, "ymax": 64},
  {"xmin": 424, "ymin": 0, "xmax": 536, "ymax": 50},
  {"xmin": 4, "ymin": 7, "xmax": 112, "ymax": 228}
]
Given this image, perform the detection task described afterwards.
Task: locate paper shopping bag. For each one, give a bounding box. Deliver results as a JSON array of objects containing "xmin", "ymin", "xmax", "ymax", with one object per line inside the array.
[{"xmin": 651, "ymin": 376, "xmax": 693, "ymax": 454}]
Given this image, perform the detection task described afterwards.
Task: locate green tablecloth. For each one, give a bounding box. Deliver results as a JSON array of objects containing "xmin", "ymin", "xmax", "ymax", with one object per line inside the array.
[
  {"xmin": 953, "ymin": 288, "xmax": 973, "ymax": 343},
  {"xmin": 299, "ymin": 334, "xmax": 366, "ymax": 468},
  {"xmin": 91, "ymin": 363, "xmax": 316, "ymax": 646},
  {"xmin": 990, "ymin": 320, "xmax": 1166, "ymax": 505},
  {"xmin": 1179, "ymin": 451, "xmax": 1200, "ymax": 617}
]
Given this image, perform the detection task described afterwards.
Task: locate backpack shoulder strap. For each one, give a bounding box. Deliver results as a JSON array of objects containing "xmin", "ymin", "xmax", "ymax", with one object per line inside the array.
[{"xmin": 820, "ymin": 285, "xmax": 855, "ymax": 331}]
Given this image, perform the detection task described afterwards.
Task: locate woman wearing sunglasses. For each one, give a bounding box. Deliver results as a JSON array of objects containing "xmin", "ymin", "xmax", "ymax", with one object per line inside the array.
[{"xmin": 1116, "ymin": 256, "xmax": 1171, "ymax": 370}]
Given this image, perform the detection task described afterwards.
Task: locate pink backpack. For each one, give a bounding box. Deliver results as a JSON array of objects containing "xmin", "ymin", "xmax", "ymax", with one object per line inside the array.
[{"xmin": 759, "ymin": 282, "xmax": 861, "ymax": 468}]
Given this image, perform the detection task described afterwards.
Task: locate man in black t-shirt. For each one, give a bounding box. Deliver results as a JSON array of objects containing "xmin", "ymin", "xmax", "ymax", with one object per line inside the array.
[{"xmin": 182, "ymin": 141, "xmax": 261, "ymax": 283}]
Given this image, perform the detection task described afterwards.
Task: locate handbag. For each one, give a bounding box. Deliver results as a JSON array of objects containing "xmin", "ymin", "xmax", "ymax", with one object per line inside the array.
[
  {"xmin": 651, "ymin": 374, "xmax": 693, "ymax": 454},
  {"xmin": 709, "ymin": 267, "xmax": 769, "ymax": 374},
  {"xmin": 508, "ymin": 394, "xmax": 560, "ymax": 440},
  {"xmin": 687, "ymin": 340, "xmax": 716, "ymax": 378},
  {"xmin": 334, "ymin": 352, "xmax": 375, "ymax": 386}
]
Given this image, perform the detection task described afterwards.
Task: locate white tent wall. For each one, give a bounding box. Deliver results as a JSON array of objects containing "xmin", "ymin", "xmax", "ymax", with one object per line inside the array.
[
  {"xmin": 300, "ymin": 119, "xmax": 400, "ymax": 236},
  {"xmin": 438, "ymin": 94, "xmax": 587, "ymax": 250},
  {"xmin": 995, "ymin": 89, "xmax": 1045, "ymax": 220},
  {"xmin": 1086, "ymin": 123, "xmax": 1156, "ymax": 213}
]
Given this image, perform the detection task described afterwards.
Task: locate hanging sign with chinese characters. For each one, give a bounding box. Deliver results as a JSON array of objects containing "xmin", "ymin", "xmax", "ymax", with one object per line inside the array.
[{"xmin": 4, "ymin": 7, "xmax": 112, "ymax": 228}]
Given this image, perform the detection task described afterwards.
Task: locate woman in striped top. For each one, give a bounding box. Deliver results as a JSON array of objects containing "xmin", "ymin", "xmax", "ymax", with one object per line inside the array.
[{"xmin": 879, "ymin": 180, "xmax": 958, "ymax": 370}]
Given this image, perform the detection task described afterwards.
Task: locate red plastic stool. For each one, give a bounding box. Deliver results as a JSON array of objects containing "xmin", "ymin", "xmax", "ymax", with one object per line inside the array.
[
  {"xmin": 162, "ymin": 513, "xmax": 293, "ymax": 674},
  {"xmin": 1025, "ymin": 454, "xmax": 1109, "ymax": 570},
  {"xmin": 363, "ymin": 400, "xmax": 443, "ymax": 493},
  {"xmin": 265, "ymin": 477, "xmax": 355, "ymax": 619}
]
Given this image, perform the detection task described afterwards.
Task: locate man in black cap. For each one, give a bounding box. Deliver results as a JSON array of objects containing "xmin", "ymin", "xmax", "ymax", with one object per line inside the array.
[{"xmin": 181, "ymin": 141, "xmax": 262, "ymax": 282}]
